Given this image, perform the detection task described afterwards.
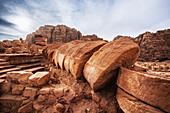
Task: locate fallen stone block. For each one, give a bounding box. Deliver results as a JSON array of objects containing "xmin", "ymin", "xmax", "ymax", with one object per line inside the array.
[
  {"xmin": 117, "ymin": 67, "xmax": 170, "ymax": 112},
  {"xmin": 69, "ymin": 41, "xmax": 107, "ymax": 79},
  {"xmin": 6, "ymin": 71, "xmax": 33, "ymax": 84},
  {"xmin": 23, "ymin": 87, "xmax": 38, "ymax": 100},
  {"xmin": 11, "ymin": 84, "xmax": 25, "ymax": 95},
  {"xmin": 55, "ymin": 40, "xmax": 82, "ymax": 69},
  {"xmin": 28, "ymin": 71, "xmax": 50, "ymax": 86},
  {"xmin": 84, "ymin": 37, "xmax": 140, "ymax": 91},
  {"xmin": 116, "ymin": 88, "xmax": 164, "ymax": 113}
]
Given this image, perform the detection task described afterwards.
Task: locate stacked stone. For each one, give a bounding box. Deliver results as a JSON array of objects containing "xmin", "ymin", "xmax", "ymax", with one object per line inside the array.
[{"xmin": 0, "ymin": 71, "xmax": 50, "ymax": 112}]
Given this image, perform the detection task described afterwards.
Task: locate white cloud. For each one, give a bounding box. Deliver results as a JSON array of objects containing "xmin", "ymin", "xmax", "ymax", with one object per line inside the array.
[{"xmin": 0, "ymin": 0, "xmax": 170, "ymax": 41}]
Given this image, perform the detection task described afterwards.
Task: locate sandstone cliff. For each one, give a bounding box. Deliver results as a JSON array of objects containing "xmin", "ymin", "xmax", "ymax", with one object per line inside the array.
[
  {"xmin": 25, "ymin": 25, "xmax": 82, "ymax": 44},
  {"xmin": 113, "ymin": 29, "xmax": 170, "ymax": 62}
]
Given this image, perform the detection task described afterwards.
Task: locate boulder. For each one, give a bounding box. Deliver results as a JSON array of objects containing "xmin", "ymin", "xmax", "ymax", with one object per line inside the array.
[
  {"xmin": 116, "ymin": 88, "xmax": 164, "ymax": 113},
  {"xmin": 28, "ymin": 72, "xmax": 50, "ymax": 86},
  {"xmin": 84, "ymin": 37, "xmax": 140, "ymax": 91},
  {"xmin": 6, "ymin": 71, "xmax": 33, "ymax": 84},
  {"xmin": 117, "ymin": 67, "xmax": 170, "ymax": 112}
]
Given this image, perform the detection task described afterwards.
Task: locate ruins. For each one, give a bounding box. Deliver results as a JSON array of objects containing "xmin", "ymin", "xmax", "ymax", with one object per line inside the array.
[{"xmin": 0, "ymin": 25, "xmax": 169, "ymax": 113}]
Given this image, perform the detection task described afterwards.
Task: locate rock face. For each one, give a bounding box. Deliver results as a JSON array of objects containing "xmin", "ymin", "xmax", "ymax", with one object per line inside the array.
[
  {"xmin": 116, "ymin": 88, "xmax": 164, "ymax": 113},
  {"xmin": 117, "ymin": 67, "xmax": 170, "ymax": 112},
  {"xmin": 28, "ymin": 72, "xmax": 50, "ymax": 86},
  {"xmin": 25, "ymin": 25, "xmax": 82, "ymax": 44},
  {"xmin": 135, "ymin": 29, "xmax": 170, "ymax": 62},
  {"xmin": 84, "ymin": 37, "xmax": 140, "ymax": 91},
  {"xmin": 114, "ymin": 29, "xmax": 170, "ymax": 62},
  {"xmin": 80, "ymin": 34, "xmax": 104, "ymax": 41}
]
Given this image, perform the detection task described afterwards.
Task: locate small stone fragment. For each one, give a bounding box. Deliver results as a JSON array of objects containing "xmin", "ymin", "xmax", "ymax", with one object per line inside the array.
[{"xmin": 28, "ymin": 72, "xmax": 50, "ymax": 86}]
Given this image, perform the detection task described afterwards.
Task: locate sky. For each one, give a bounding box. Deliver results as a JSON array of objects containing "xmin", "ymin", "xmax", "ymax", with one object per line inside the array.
[{"xmin": 0, "ymin": 0, "xmax": 170, "ymax": 41}]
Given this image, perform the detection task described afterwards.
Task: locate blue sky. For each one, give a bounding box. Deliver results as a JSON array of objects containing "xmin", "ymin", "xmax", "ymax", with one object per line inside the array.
[{"xmin": 0, "ymin": 0, "xmax": 170, "ymax": 41}]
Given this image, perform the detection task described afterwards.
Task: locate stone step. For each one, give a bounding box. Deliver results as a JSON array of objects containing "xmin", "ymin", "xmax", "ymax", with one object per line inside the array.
[
  {"xmin": 0, "ymin": 62, "xmax": 10, "ymax": 66},
  {"xmin": 0, "ymin": 59, "xmax": 6, "ymax": 62},
  {"xmin": 16, "ymin": 62, "xmax": 42, "ymax": 69},
  {"xmin": 0, "ymin": 74, "xmax": 6, "ymax": 79},
  {"xmin": 0, "ymin": 65, "xmax": 16, "ymax": 70},
  {"xmin": 22, "ymin": 66, "xmax": 45, "ymax": 73},
  {"xmin": 0, "ymin": 67, "xmax": 21, "ymax": 75}
]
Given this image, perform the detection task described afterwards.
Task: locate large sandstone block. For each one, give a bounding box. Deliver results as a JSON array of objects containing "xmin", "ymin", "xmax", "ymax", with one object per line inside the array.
[
  {"xmin": 53, "ymin": 40, "xmax": 82, "ymax": 69},
  {"xmin": 6, "ymin": 71, "xmax": 33, "ymax": 84},
  {"xmin": 116, "ymin": 88, "xmax": 164, "ymax": 113},
  {"xmin": 84, "ymin": 37, "xmax": 140, "ymax": 91},
  {"xmin": 117, "ymin": 67, "xmax": 170, "ymax": 112},
  {"xmin": 28, "ymin": 72, "xmax": 50, "ymax": 86},
  {"xmin": 68, "ymin": 41, "xmax": 107, "ymax": 79}
]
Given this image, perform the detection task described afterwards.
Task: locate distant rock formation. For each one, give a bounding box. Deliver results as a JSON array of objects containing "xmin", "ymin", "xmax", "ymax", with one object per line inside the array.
[
  {"xmin": 113, "ymin": 29, "xmax": 170, "ymax": 62},
  {"xmin": 135, "ymin": 29, "xmax": 170, "ymax": 62},
  {"xmin": 25, "ymin": 25, "xmax": 82, "ymax": 44},
  {"xmin": 80, "ymin": 34, "xmax": 104, "ymax": 41}
]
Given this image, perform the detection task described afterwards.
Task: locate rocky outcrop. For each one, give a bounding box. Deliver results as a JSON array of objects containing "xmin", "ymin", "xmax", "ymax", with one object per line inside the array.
[
  {"xmin": 113, "ymin": 29, "xmax": 170, "ymax": 62},
  {"xmin": 135, "ymin": 29, "xmax": 170, "ymax": 62},
  {"xmin": 25, "ymin": 25, "xmax": 82, "ymax": 44},
  {"xmin": 80, "ymin": 34, "xmax": 104, "ymax": 41}
]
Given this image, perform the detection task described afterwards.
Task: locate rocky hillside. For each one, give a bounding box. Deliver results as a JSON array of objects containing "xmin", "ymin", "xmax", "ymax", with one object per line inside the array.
[
  {"xmin": 25, "ymin": 25, "xmax": 104, "ymax": 45},
  {"xmin": 25, "ymin": 25, "xmax": 82, "ymax": 44},
  {"xmin": 114, "ymin": 29, "xmax": 170, "ymax": 62}
]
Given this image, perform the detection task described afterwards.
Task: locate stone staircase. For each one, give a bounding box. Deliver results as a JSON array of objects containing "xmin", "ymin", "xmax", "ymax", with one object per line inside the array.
[{"xmin": 0, "ymin": 54, "xmax": 45, "ymax": 79}]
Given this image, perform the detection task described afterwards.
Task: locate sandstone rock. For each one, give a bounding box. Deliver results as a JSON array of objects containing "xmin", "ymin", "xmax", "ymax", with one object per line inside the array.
[
  {"xmin": 28, "ymin": 72, "xmax": 50, "ymax": 86},
  {"xmin": 53, "ymin": 103, "xmax": 65, "ymax": 113},
  {"xmin": 0, "ymin": 81, "xmax": 11, "ymax": 93},
  {"xmin": 33, "ymin": 101, "xmax": 44, "ymax": 111},
  {"xmin": 84, "ymin": 37, "xmax": 140, "ymax": 91},
  {"xmin": 37, "ymin": 95, "xmax": 46, "ymax": 102},
  {"xmin": 116, "ymin": 88, "xmax": 164, "ymax": 113},
  {"xmin": 38, "ymin": 87, "xmax": 51, "ymax": 95},
  {"xmin": 53, "ymin": 87, "xmax": 64, "ymax": 98},
  {"xmin": 25, "ymin": 25, "xmax": 82, "ymax": 44},
  {"xmin": 6, "ymin": 71, "xmax": 33, "ymax": 84},
  {"xmin": 117, "ymin": 67, "xmax": 170, "ymax": 112},
  {"xmin": 18, "ymin": 102, "xmax": 33, "ymax": 113},
  {"xmin": 42, "ymin": 43, "xmax": 63, "ymax": 62},
  {"xmin": 23, "ymin": 87, "xmax": 38, "ymax": 100},
  {"xmin": 135, "ymin": 29, "xmax": 170, "ymax": 62},
  {"xmin": 11, "ymin": 84, "xmax": 25, "ymax": 95},
  {"xmin": 68, "ymin": 41, "xmax": 107, "ymax": 79},
  {"xmin": 80, "ymin": 34, "xmax": 104, "ymax": 41}
]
